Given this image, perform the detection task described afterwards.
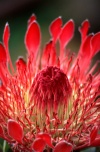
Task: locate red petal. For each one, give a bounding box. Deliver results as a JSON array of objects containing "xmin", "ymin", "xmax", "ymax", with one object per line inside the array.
[
  {"xmin": 91, "ymin": 32, "xmax": 100, "ymax": 57},
  {"xmin": 79, "ymin": 20, "xmax": 90, "ymax": 41},
  {"xmin": 7, "ymin": 119, "xmax": 23, "ymax": 143},
  {"xmin": 25, "ymin": 21, "xmax": 41, "ymax": 57},
  {"xmin": 77, "ymin": 34, "xmax": 93, "ymax": 78},
  {"xmin": 90, "ymin": 126, "xmax": 98, "ymax": 144},
  {"xmin": 91, "ymin": 135, "xmax": 100, "ymax": 146},
  {"xmin": 79, "ymin": 34, "xmax": 93, "ymax": 58},
  {"xmin": 0, "ymin": 43, "xmax": 7, "ymax": 62},
  {"xmin": 32, "ymin": 138, "xmax": 46, "ymax": 151},
  {"xmin": 0, "ymin": 43, "xmax": 7, "ymax": 84},
  {"xmin": 59, "ymin": 19, "xmax": 74, "ymax": 50},
  {"xmin": 16, "ymin": 57, "xmax": 26, "ymax": 71},
  {"xmin": 42, "ymin": 41, "xmax": 52, "ymax": 67},
  {"xmin": 3, "ymin": 23, "xmax": 14, "ymax": 73},
  {"xmin": 3, "ymin": 23, "xmax": 10, "ymax": 52},
  {"xmin": 54, "ymin": 140, "xmax": 73, "ymax": 152},
  {"xmin": 37, "ymin": 133, "xmax": 54, "ymax": 148},
  {"xmin": 42, "ymin": 41, "xmax": 57, "ymax": 67},
  {"xmin": 49, "ymin": 17, "xmax": 62, "ymax": 43},
  {"xmin": 28, "ymin": 14, "xmax": 36, "ymax": 26}
]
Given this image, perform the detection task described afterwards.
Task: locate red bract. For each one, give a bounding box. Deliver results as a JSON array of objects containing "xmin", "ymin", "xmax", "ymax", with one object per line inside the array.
[
  {"xmin": 7, "ymin": 120, "xmax": 23, "ymax": 143},
  {"xmin": 54, "ymin": 140, "xmax": 73, "ymax": 152},
  {"xmin": 0, "ymin": 14, "xmax": 100, "ymax": 152}
]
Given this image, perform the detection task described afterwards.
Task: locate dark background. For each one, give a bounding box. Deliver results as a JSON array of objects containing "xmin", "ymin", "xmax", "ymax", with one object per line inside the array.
[{"xmin": 0, "ymin": 0, "xmax": 100, "ymax": 64}]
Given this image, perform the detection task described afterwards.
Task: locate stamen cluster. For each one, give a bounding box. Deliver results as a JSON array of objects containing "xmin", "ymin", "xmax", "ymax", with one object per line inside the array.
[{"xmin": 0, "ymin": 14, "xmax": 99, "ymax": 152}]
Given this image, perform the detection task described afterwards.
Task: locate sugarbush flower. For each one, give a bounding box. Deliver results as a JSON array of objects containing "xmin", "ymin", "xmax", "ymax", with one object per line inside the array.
[{"xmin": 0, "ymin": 14, "xmax": 100, "ymax": 152}]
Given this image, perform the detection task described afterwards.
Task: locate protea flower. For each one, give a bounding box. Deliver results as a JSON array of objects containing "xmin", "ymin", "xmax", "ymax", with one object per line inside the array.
[{"xmin": 0, "ymin": 14, "xmax": 100, "ymax": 152}]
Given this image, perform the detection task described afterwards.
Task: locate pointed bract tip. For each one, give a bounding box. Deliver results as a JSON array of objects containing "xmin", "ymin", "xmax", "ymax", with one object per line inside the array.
[
  {"xmin": 5, "ymin": 22, "xmax": 9, "ymax": 27},
  {"xmin": 25, "ymin": 20, "xmax": 41, "ymax": 57},
  {"xmin": 28, "ymin": 14, "xmax": 36, "ymax": 26},
  {"xmin": 3, "ymin": 22, "xmax": 10, "ymax": 47},
  {"xmin": 49, "ymin": 16, "xmax": 62, "ymax": 43},
  {"xmin": 78, "ymin": 19, "xmax": 90, "ymax": 41}
]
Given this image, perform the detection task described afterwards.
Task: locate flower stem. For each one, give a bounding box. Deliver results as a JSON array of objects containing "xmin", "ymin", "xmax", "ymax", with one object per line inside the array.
[{"xmin": 3, "ymin": 140, "xmax": 6, "ymax": 152}]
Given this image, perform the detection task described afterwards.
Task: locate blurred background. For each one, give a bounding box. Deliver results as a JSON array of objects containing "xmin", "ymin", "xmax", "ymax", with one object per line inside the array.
[
  {"xmin": 0, "ymin": 0, "xmax": 100, "ymax": 63},
  {"xmin": 0, "ymin": 0, "xmax": 100, "ymax": 151}
]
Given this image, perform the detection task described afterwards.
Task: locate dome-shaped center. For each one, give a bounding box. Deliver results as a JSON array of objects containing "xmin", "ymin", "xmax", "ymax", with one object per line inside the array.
[{"xmin": 31, "ymin": 66, "xmax": 71, "ymax": 108}]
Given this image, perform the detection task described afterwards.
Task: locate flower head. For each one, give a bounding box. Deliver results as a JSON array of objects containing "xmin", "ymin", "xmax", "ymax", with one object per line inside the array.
[{"xmin": 0, "ymin": 14, "xmax": 100, "ymax": 152}]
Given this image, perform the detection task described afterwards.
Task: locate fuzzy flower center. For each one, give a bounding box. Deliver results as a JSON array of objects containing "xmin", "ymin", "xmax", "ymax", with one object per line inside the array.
[{"xmin": 30, "ymin": 66, "xmax": 71, "ymax": 110}]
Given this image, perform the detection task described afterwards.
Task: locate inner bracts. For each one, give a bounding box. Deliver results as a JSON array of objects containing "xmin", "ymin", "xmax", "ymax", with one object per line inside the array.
[{"xmin": 30, "ymin": 66, "xmax": 72, "ymax": 110}]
